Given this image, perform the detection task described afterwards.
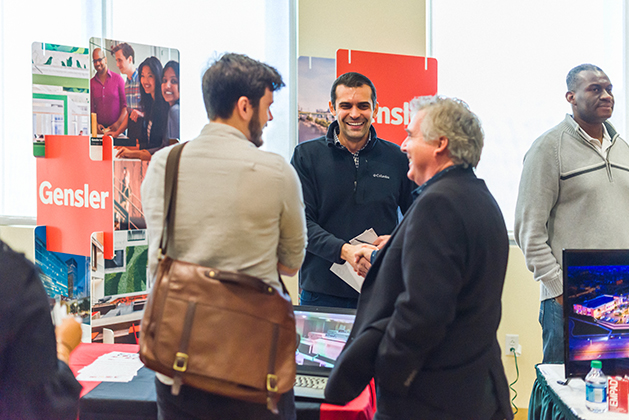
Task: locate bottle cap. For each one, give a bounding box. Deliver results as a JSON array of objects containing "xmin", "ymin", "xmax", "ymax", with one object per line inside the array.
[{"xmin": 591, "ymin": 360, "xmax": 602, "ymax": 369}]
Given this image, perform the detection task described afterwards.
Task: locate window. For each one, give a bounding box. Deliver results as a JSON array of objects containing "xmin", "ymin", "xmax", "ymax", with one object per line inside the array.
[
  {"xmin": 110, "ymin": 0, "xmax": 294, "ymax": 158},
  {"xmin": 0, "ymin": 0, "xmax": 295, "ymax": 219},
  {"xmin": 431, "ymin": 0, "xmax": 625, "ymax": 230}
]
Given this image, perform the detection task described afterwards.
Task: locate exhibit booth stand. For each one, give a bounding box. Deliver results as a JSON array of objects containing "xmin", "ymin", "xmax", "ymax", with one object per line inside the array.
[{"xmin": 31, "ymin": 40, "xmax": 438, "ymax": 420}]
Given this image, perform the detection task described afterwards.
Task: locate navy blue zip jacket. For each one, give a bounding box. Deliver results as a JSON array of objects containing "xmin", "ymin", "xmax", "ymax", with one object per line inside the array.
[{"xmin": 290, "ymin": 121, "xmax": 416, "ymax": 298}]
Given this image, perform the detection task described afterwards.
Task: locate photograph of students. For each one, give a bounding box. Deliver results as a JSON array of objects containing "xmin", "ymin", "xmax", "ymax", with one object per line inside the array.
[
  {"xmin": 162, "ymin": 60, "xmax": 180, "ymax": 142},
  {"xmin": 116, "ymin": 56, "xmax": 169, "ymax": 160}
]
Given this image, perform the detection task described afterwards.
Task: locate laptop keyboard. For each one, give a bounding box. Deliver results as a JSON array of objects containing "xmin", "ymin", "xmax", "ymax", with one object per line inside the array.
[{"xmin": 294, "ymin": 375, "xmax": 327, "ymax": 390}]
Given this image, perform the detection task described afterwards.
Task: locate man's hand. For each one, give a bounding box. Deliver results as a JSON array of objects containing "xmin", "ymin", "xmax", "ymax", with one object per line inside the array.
[
  {"xmin": 555, "ymin": 294, "xmax": 563, "ymax": 306},
  {"xmin": 56, "ymin": 318, "xmax": 82, "ymax": 364},
  {"xmin": 354, "ymin": 246, "xmax": 376, "ymax": 277},
  {"xmin": 107, "ymin": 127, "xmax": 123, "ymax": 138},
  {"xmin": 373, "ymin": 235, "xmax": 391, "ymax": 249},
  {"xmin": 277, "ymin": 261, "xmax": 299, "ymax": 277},
  {"xmin": 341, "ymin": 243, "xmax": 376, "ymax": 278}
]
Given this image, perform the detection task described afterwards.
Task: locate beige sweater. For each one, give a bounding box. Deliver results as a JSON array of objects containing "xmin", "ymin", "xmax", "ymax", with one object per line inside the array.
[
  {"xmin": 141, "ymin": 122, "xmax": 307, "ymax": 291},
  {"xmin": 515, "ymin": 115, "xmax": 629, "ymax": 301}
]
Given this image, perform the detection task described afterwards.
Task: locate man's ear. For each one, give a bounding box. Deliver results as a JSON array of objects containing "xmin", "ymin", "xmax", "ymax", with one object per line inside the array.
[
  {"xmin": 566, "ymin": 91, "xmax": 575, "ymax": 105},
  {"xmin": 435, "ymin": 136, "xmax": 449, "ymax": 156},
  {"xmin": 329, "ymin": 101, "xmax": 336, "ymax": 117},
  {"xmin": 235, "ymin": 96, "xmax": 254, "ymax": 122}
]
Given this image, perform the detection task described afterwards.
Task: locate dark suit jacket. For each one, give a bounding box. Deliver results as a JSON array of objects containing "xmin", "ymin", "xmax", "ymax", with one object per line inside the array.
[{"xmin": 326, "ymin": 166, "xmax": 513, "ymax": 420}]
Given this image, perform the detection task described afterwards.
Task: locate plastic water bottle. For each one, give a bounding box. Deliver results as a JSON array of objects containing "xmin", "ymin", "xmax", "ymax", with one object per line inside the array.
[{"xmin": 585, "ymin": 360, "xmax": 607, "ymax": 413}]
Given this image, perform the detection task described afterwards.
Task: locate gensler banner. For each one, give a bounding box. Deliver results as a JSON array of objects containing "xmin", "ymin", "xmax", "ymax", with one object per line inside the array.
[
  {"xmin": 37, "ymin": 135, "xmax": 114, "ymax": 259},
  {"xmin": 336, "ymin": 49, "xmax": 438, "ymax": 146}
]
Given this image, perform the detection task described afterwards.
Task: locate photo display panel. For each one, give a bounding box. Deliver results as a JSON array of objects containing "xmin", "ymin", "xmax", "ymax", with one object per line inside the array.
[{"xmin": 33, "ymin": 38, "xmax": 180, "ymax": 343}]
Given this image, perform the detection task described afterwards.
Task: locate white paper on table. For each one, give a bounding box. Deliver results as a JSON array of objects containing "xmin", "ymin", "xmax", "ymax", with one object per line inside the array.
[
  {"xmin": 76, "ymin": 351, "xmax": 143, "ymax": 382},
  {"xmin": 330, "ymin": 228, "xmax": 378, "ymax": 292}
]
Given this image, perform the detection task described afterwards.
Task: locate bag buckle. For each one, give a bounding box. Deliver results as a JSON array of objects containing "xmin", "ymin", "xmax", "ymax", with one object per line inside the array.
[
  {"xmin": 266, "ymin": 374, "xmax": 279, "ymax": 392},
  {"xmin": 173, "ymin": 352, "xmax": 189, "ymax": 372}
]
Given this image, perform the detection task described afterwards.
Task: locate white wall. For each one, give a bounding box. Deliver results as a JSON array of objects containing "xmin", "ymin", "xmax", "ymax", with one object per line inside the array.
[{"xmin": 0, "ymin": 226, "xmax": 35, "ymax": 261}]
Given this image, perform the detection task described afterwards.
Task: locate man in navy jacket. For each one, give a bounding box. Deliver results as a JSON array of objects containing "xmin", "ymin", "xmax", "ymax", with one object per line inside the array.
[
  {"xmin": 325, "ymin": 96, "xmax": 512, "ymax": 420},
  {"xmin": 291, "ymin": 72, "xmax": 415, "ymax": 308}
]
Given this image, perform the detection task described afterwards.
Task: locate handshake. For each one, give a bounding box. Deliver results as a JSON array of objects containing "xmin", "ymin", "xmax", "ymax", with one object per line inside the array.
[{"xmin": 341, "ymin": 235, "xmax": 390, "ymax": 278}]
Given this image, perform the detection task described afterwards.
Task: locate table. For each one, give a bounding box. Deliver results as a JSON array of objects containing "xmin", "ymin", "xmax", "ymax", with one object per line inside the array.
[
  {"xmin": 69, "ymin": 343, "xmax": 375, "ymax": 420},
  {"xmin": 529, "ymin": 364, "xmax": 627, "ymax": 420}
]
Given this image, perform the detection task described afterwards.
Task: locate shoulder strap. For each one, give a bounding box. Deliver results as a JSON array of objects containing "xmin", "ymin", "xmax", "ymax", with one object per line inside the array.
[
  {"xmin": 157, "ymin": 141, "xmax": 291, "ymax": 297},
  {"xmin": 159, "ymin": 143, "xmax": 187, "ymax": 256}
]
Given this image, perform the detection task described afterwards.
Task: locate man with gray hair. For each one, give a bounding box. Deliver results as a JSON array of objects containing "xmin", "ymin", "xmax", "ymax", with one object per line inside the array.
[
  {"xmin": 515, "ymin": 64, "xmax": 629, "ymax": 364},
  {"xmin": 325, "ymin": 96, "xmax": 512, "ymax": 420}
]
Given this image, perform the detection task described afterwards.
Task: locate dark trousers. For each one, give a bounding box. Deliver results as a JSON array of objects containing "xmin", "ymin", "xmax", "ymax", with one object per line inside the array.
[
  {"xmin": 373, "ymin": 373, "xmax": 507, "ymax": 420},
  {"xmin": 299, "ymin": 289, "xmax": 358, "ymax": 309},
  {"xmin": 155, "ymin": 378, "xmax": 296, "ymax": 420}
]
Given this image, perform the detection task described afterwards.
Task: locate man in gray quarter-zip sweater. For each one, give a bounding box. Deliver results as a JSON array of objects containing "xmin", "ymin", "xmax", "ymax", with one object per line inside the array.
[{"xmin": 515, "ymin": 64, "xmax": 629, "ymax": 364}]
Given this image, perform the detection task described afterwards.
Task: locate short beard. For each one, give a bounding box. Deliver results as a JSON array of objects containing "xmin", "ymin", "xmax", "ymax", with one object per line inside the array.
[{"xmin": 248, "ymin": 106, "xmax": 263, "ymax": 147}]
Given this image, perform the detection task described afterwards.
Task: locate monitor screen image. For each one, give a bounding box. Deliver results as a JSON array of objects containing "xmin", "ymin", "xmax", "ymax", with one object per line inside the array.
[
  {"xmin": 564, "ymin": 249, "xmax": 629, "ymax": 378},
  {"xmin": 293, "ymin": 306, "xmax": 356, "ymax": 371}
]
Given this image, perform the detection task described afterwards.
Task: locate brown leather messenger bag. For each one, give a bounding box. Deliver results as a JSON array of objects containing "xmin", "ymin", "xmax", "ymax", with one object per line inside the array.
[{"xmin": 139, "ymin": 143, "xmax": 297, "ymax": 413}]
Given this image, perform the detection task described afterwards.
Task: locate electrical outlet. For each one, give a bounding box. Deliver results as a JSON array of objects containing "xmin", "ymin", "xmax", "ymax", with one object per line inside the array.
[{"xmin": 505, "ymin": 334, "xmax": 521, "ymax": 356}]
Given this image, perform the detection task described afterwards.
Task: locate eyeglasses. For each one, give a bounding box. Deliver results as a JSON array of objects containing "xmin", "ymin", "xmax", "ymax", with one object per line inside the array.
[{"xmin": 93, "ymin": 57, "xmax": 105, "ymax": 64}]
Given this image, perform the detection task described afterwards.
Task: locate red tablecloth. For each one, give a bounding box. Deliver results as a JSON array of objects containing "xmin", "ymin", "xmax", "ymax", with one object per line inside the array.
[
  {"xmin": 70, "ymin": 343, "xmax": 375, "ymax": 420},
  {"xmin": 320, "ymin": 379, "xmax": 376, "ymax": 420}
]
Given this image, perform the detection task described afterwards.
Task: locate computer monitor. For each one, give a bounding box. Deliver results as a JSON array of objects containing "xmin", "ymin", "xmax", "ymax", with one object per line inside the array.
[{"xmin": 563, "ymin": 249, "xmax": 629, "ymax": 378}]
